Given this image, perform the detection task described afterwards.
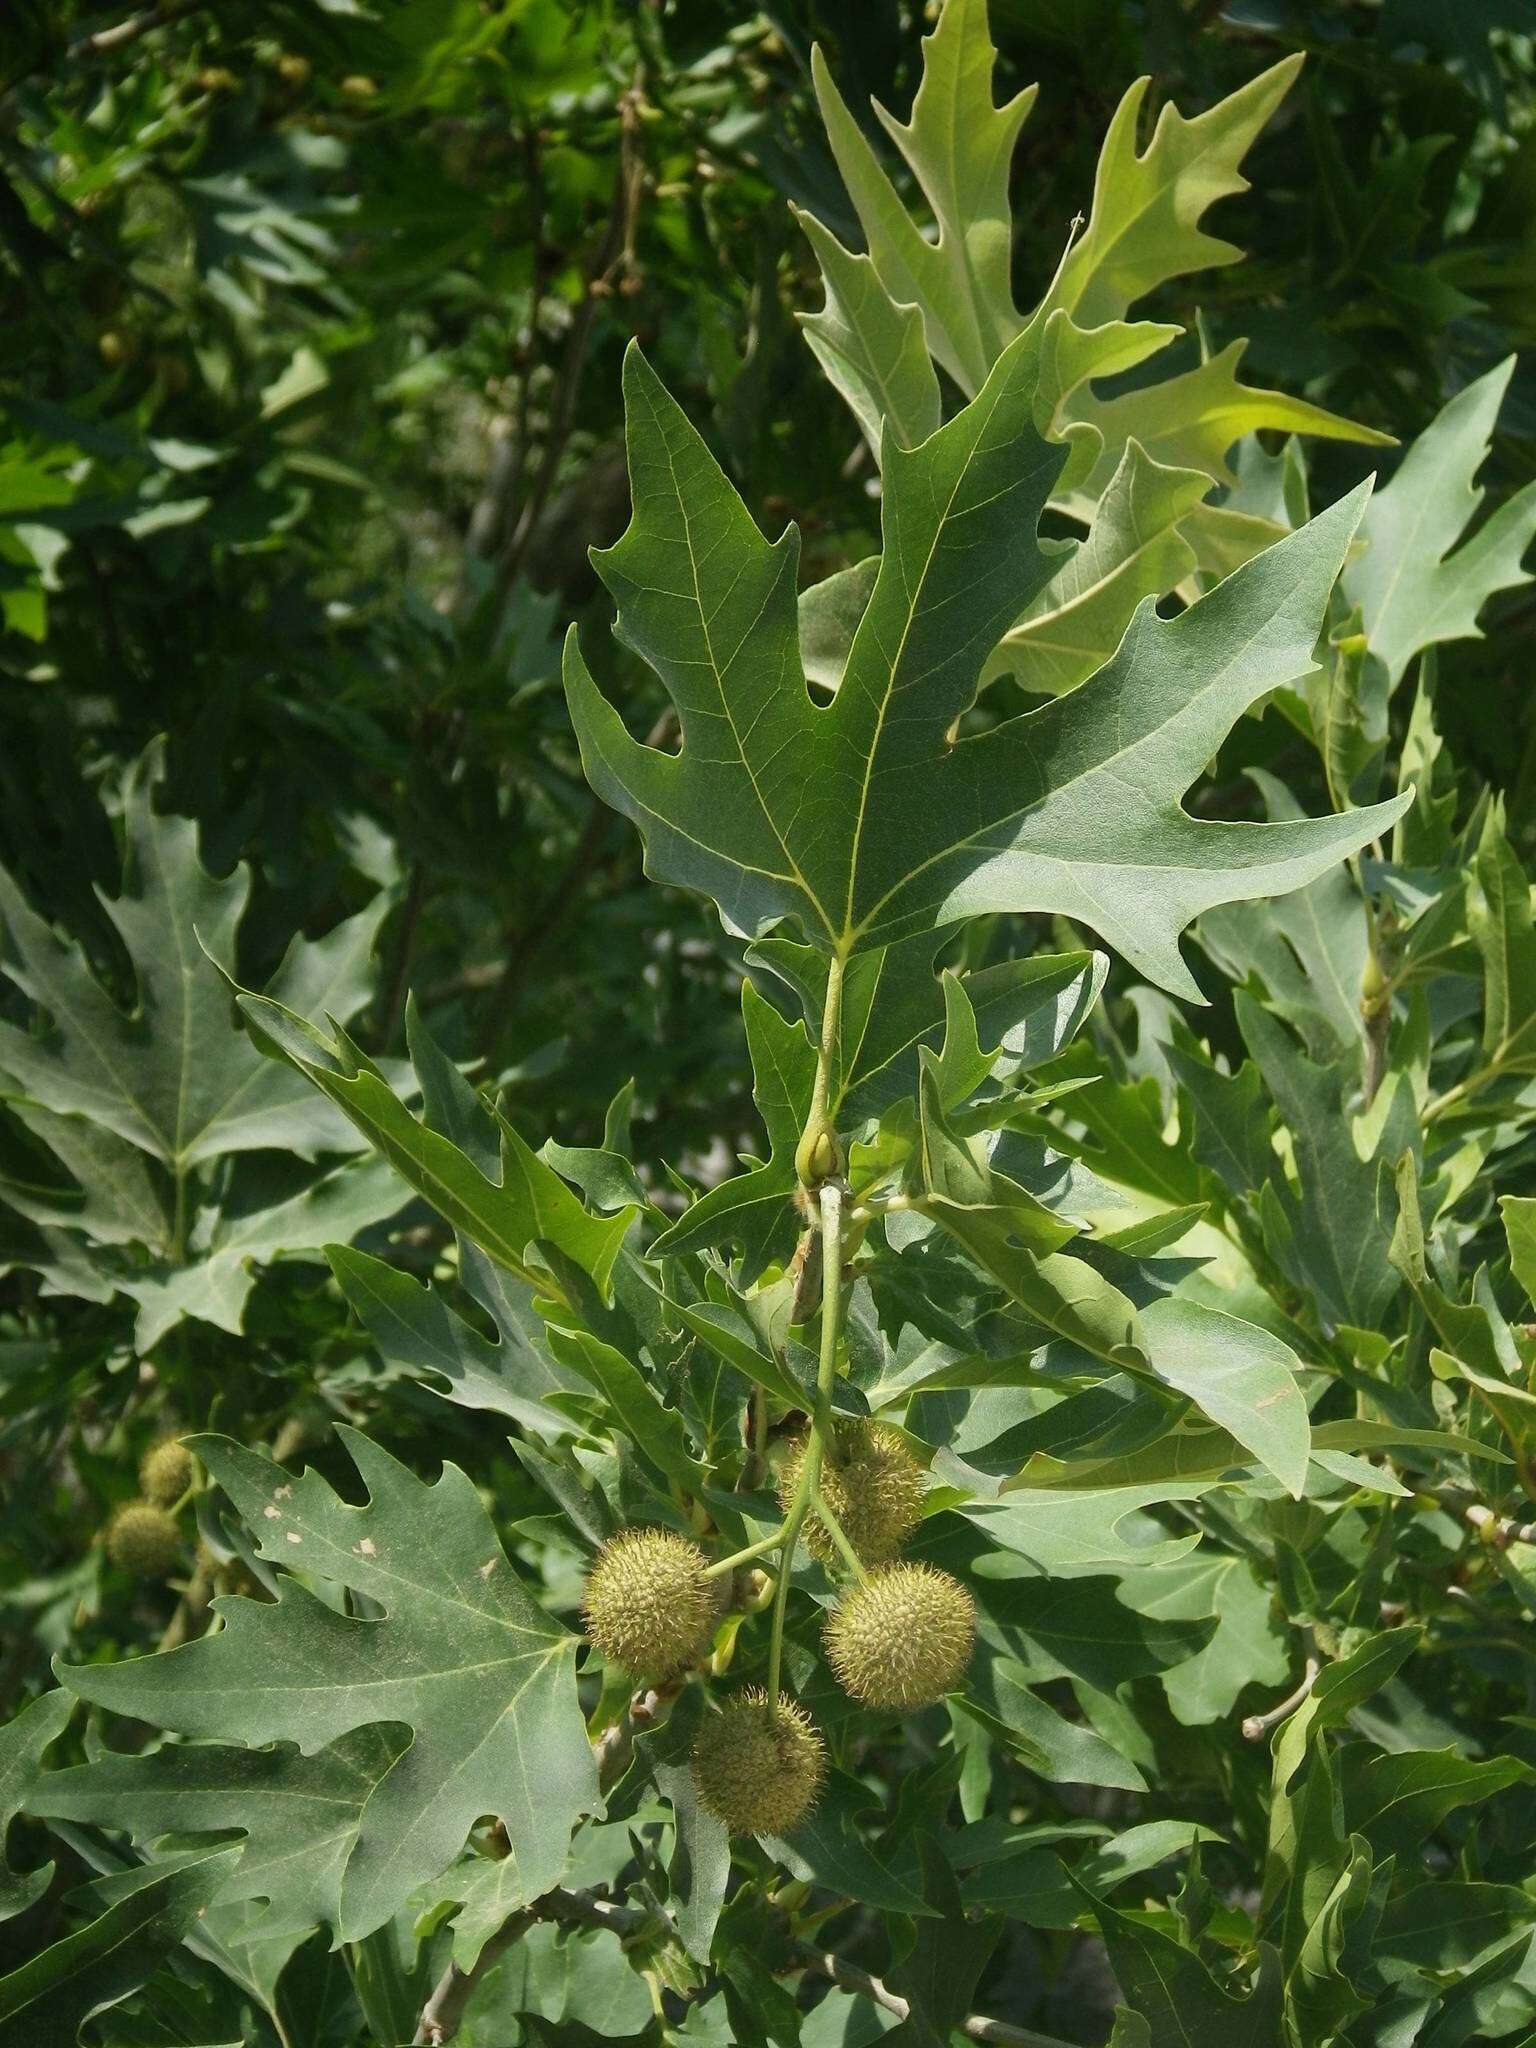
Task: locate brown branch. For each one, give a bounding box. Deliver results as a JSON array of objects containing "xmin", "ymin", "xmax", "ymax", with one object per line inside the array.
[
  {"xmin": 413, "ymin": 1906, "xmax": 535, "ymax": 2045},
  {"xmin": 1463, "ymin": 1501, "xmax": 1536, "ymax": 1548},
  {"xmin": 591, "ymin": 1679, "xmax": 678, "ymax": 1789},
  {"xmin": 68, "ymin": 0, "xmax": 209, "ymax": 59},
  {"xmin": 157, "ymin": 1550, "xmax": 214, "ymax": 1652},
  {"xmin": 1418, "ymin": 1488, "xmax": 1536, "ymax": 1549},
  {"xmin": 413, "ymin": 1885, "xmax": 665, "ymax": 2044},
  {"xmin": 491, "ymin": 72, "xmax": 646, "ymax": 600},
  {"xmin": 455, "ymin": 127, "xmax": 548, "ymax": 597}
]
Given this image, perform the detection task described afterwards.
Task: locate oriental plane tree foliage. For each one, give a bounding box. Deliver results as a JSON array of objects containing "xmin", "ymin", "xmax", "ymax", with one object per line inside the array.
[{"xmin": 4, "ymin": 3, "xmax": 1536, "ymax": 2047}]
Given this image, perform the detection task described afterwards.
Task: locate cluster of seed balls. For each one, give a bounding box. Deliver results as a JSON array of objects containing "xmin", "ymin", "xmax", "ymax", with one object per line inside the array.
[
  {"xmin": 581, "ymin": 1419, "xmax": 974, "ymax": 1836},
  {"xmin": 104, "ymin": 1436, "xmax": 193, "ymax": 1579}
]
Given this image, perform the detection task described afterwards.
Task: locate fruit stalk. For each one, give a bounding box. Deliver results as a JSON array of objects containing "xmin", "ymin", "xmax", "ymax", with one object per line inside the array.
[{"xmin": 765, "ymin": 1175, "xmax": 844, "ymax": 1718}]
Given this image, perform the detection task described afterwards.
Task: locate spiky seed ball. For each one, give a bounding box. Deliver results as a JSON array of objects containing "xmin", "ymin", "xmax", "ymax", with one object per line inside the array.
[
  {"xmin": 139, "ymin": 1436, "xmax": 194, "ymax": 1508},
  {"xmin": 106, "ymin": 1501, "xmax": 181, "ymax": 1580},
  {"xmin": 691, "ymin": 1688, "xmax": 825, "ymax": 1835},
  {"xmin": 825, "ymin": 1563, "xmax": 975, "ymax": 1710},
  {"xmin": 581, "ymin": 1527, "xmax": 716, "ymax": 1681},
  {"xmin": 778, "ymin": 1420, "xmax": 926, "ymax": 1566}
]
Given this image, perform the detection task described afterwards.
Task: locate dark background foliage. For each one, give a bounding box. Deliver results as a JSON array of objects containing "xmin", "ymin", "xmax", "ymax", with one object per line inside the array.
[
  {"xmin": 3, "ymin": 3, "xmax": 1533, "ymax": 1167},
  {"xmin": 2, "ymin": 3, "xmax": 1536, "ymax": 2042}
]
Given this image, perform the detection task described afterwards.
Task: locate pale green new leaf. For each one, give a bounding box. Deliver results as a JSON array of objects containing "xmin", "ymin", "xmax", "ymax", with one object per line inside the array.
[
  {"xmin": 984, "ymin": 440, "xmax": 1206, "ymax": 696},
  {"xmin": 566, "ymin": 345, "xmax": 1407, "ymax": 999},
  {"xmin": 805, "ymin": 1, "xmax": 1384, "ymax": 550},
  {"xmin": 58, "ymin": 1429, "xmax": 597, "ymax": 1940},
  {"xmin": 1063, "ymin": 341, "xmax": 1391, "ymax": 508},
  {"xmin": 1046, "ymin": 57, "xmax": 1303, "ymax": 329},
  {"xmin": 809, "ymin": 0, "xmax": 1032, "ymax": 396},
  {"xmin": 1344, "ymin": 357, "xmax": 1536, "ymax": 688},
  {"xmin": 793, "ymin": 208, "xmax": 939, "ymax": 459}
]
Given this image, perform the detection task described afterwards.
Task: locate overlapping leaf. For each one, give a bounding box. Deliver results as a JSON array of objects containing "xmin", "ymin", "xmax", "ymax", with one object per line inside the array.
[
  {"xmin": 567, "ymin": 345, "xmax": 1407, "ymax": 999},
  {"xmin": 0, "ymin": 1848, "xmax": 240, "ymax": 2048},
  {"xmin": 1345, "ymin": 357, "xmax": 1536, "ymax": 688},
  {"xmin": 802, "ymin": 0, "xmax": 1388, "ymax": 617},
  {"xmin": 0, "ymin": 1690, "xmax": 71, "ymax": 1923},
  {"xmin": 0, "ymin": 753, "xmax": 407, "ymax": 1344},
  {"xmin": 27, "ymin": 1724, "xmax": 405, "ymax": 1955},
  {"xmin": 234, "ymin": 997, "xmax": 634, "ymax": 1296},
  {"xmin": 0, "ymin": 752, "xmax": 386, "ymax": 1168},
  {"xmin": 57, "ymin": 1430, "xmax": 597, "ymax": 1940}
]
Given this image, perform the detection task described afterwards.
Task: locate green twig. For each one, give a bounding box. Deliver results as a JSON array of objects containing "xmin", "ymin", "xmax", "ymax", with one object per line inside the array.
[{"xmin": 765, "ymin": 1178, "xmax": 844, "ymax": 1717}]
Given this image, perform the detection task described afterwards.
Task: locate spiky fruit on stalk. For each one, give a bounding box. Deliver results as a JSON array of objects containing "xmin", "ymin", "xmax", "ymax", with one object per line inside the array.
[
  {"xmin": 139, "ymin": 1435, "xmax": 194, "ymax": 1508},
  {"xmin": 105, "ymin": 1501, "xmax": 181, "ymax": 1580},
  {"xmin": 824, "ymin": 1562, "xmax": 975, "ymax": 1709},
  {"xmin": 691, "ymin": 1688, "xmax": 825, "ymax": 1834},
  {"xmin": 777, "ymin": 1419, "xmax": 925, "ymax": 1566},
  {"xmin": 581, "ymin": 1527, "xmax": 717, "ymax": 1681}
]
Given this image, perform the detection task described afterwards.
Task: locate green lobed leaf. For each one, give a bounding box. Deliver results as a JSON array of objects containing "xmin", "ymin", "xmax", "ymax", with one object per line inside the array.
[
  {"xmin": 0, "ymin": 750, "xmax": 386, "ymax": 1170},
  {"xmin": 56, "ymin": 1429, "xmax": 597, "ymax": 1940},
  {"xmin": 792, "ymin": 208, "xmax": 939, "ymax": 459},
  {"xmin": 983, "ymin": 441, "xmax": 1207, "ymax": 698},
  {"xmin": 1045, "ymin": 57, "xmax": 1304, "ymax": 330},
  {"xmin": 1138, "ymin": 1295, "xmax": 1311, "ymax": 1498},
  {"xmin": 0, "ymin": 1846, "xmax": 240, "ymax": 2048},
  {"xmin": 1073, "ymin": 1874, "xmax": 1283, "ymax": 2048},
  {"xmin": 26, "ymin": 1724, "xmax": 405, "ymax": 1954},
  {"xmin": 233, "ymin": 996, "xmax": 634, "ymax": 1296},
  {"xmin": 808, "ymin": 0, "xmax": 1033, "ymax": 396},
  {"xmin": 568, "ymin": 351, "xmax": 1407, "ymax": 997},
  {"xmin": 1345, "ymin": 357, "xmax": 1536, "ymax": 689},
  {"xmin": 326, "ymin": 1240, "xmax": 584, "ymax": 1438},
  {"xmin": 0, "ymin": 1690, "xmax": 72, "ymax": 1924}
]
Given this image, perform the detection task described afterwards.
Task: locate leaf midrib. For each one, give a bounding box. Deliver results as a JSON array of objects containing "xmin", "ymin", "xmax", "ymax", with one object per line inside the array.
[
  {"xmin": 853, "ymin": 592, "xmax": 1318, "ymax": 939},
  {"xmin": 839, "ymin": 353, "xmax": 1021, "ymax": 939},
  {"xmin": 647, "ymin": 375, "xmax": 833, "ymax": 937}
]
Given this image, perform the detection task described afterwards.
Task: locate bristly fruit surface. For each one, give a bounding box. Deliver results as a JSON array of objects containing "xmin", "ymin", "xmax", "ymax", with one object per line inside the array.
[
  {"xmin": 824, "ymin": 1562, "xmax": 975, "ymax": 1710},
  {"xmin": 581, "ymin": 1526, "xmax": 716, "ymax": 1681},
  {"xmin": 105, "ymin": 1501, "xmax": 182, "ymax": 1580},
  {"xmin": 691, "ymin": 1687, "xmax": 825, "ymax": 1835},
  {"xmin": 139, "ymin": 1436, "xmax": 194, "ymax": 1508},
  {"xmin": 778, "ymin": 1419, "xmax": 926, "ymax": 1566}
]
